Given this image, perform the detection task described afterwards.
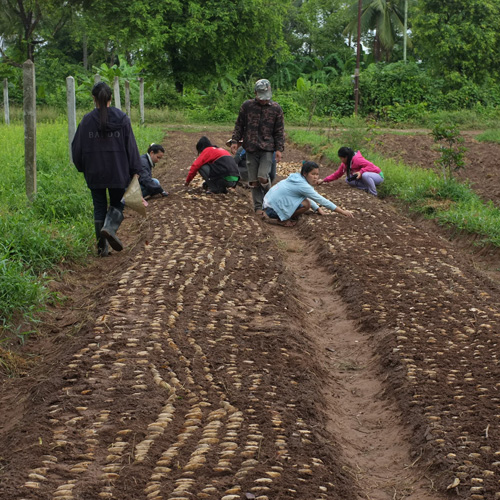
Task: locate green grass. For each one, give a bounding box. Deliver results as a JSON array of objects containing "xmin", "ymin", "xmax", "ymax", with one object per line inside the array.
[
  {"xmin": 476, "ymin": 129, "xmax": 500, "ymax": 143},
  {"xmin": 288, "ymin": 129, "xmax": 500, "ymax": 248},
  {"xmin": 0, "ymin": 120, "xmax": 164, "ymax": 332}
]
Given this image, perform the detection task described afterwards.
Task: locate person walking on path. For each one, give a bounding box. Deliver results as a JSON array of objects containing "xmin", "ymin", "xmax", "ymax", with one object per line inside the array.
[
  {"xmin": 185, "ymin": 137, "xmax": 240, "ymax": 194},
  {"xmin": 231, "ymin": 79, "xmax": 284, "ymax": 216},
  {"xmin": 139, "ymin": 143, "xmax": 169, "ymax": 198},
  {"xmin": 318, "ymin": 147, "xmax": 384, "ymax": 196},
  {"xmin": 263, "ymin": 161, "xmax": 354, "ymax": 227},
  {"xmin": 72, "ymin": 82, "xmax": 142, "ymax": 256}
]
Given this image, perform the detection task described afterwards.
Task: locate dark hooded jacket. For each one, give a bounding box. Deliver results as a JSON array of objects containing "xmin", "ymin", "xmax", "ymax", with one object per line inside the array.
[
  {"xmin": 72, "ymin": 107, "xmax": 142, "ymax": 189},
  {"xmin": 139, "ymin": 153, "xmax": 164, "ymax": 196}
]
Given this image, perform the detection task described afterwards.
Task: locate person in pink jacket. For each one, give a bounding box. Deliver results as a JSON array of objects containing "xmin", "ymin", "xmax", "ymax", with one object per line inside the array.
[{"xmin": 318, "ymin": 147, "xmax": 384, "ymax": 196}]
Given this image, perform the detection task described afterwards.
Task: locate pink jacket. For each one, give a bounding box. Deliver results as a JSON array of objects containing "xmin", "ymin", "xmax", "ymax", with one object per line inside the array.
[{"xmin": 323, "ymin": 151, "xmax": 381, "ymax": 183}]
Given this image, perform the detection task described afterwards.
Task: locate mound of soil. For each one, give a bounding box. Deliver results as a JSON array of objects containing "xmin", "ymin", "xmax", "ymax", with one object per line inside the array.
[{"xmin": 371, "ymin": 131, "xmax": 500, "ymax": 208}]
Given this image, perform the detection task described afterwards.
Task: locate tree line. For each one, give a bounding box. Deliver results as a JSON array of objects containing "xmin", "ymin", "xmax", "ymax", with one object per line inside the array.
[{"xmin": 1, "ymin": 0, "xmax": 500, "ymax": 120}]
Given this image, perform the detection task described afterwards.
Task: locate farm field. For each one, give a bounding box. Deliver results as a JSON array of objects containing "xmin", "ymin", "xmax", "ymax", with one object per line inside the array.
[
  {"xmin": 0, "ymin": 129, "xmax": 499, "ymax": 499},
  {"xmin": 370, "ymin": 130, "xmax": 500, "ymax": 209}
]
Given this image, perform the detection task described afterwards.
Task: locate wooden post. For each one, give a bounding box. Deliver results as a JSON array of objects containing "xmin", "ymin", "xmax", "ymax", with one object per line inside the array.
[
  {"xmin": 23, "ymin": 60, "xmax": 37, "ymax": 201},
  {"xmin": 94, "ymin": 74, "xmax": 101, "ymax": 84},
  {"xmin": 139, "ymin": 77, "xmax": 144, "ymax": 125},
  {"xmin": 113, "ymin": 76, "xmax": 121, "ymax": 110},
  {"xmin": 125, "ymin": 80, "xmax": 131, "ymax": 116},
  {"xmin": 66, "ymin": 76, "xmax": 77, "ymax": 162},
  {"xmin": 354, "ymin": 0, "xmax": 362, "ymax": 115},
  {"xmin": 3, "ymin": 78, "xmax": 9, "ymax": 125},
  {"xmin": 403, "ymin": 0, "xmax": 408, "ymax": 63}
]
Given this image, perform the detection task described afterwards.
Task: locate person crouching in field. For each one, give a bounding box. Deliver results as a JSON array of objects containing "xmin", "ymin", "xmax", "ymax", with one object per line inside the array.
[
  {"xmin": 263, "ymin": 161, "xmax": 354, "ymax": 227},
  {"xmin": 185, "ymin": 137, "xmax": 240, "ymax": 194},
  {"xmin": 139, "ymin": 143, "xmax": 168, "ymax": 198},
  {"xmin": 72, "ymin": 82, "xmax": 142, "ymax": 256},
  {"xmin": 318, "ymin": 147, "xmax": 384, "ymax": 196}
]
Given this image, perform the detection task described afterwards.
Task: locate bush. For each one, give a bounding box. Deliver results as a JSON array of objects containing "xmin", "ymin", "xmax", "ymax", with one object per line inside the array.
[
  {"xmin": 360, "ymin": 61, "xmax": 443, "ymax": 116},
  {"xmin": 144, "ymin": 82, "xmax": 182, "ymax": 108},
  {"xmin": 272, "ymin": 91, "xmax": 308, "ymax": 124}
]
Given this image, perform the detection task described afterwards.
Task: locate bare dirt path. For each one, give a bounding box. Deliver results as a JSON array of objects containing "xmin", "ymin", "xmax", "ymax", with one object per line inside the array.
[
  {"xmin": 0, "ymin": 129, "xmax": 499, "ymax": 500},
  {"xmin": 270, "ymin": 224, "xmax": 442, "ymax": 499}
]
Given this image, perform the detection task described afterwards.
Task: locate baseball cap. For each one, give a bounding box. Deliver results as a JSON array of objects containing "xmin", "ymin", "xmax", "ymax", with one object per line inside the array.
[{"xmin": 255, "ymin": 79, "xmax": 272, "ymax": 100}]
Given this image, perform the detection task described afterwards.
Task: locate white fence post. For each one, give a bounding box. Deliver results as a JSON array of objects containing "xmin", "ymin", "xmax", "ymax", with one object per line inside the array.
[
  {"xmin": 139, "ymin": 77, "xmax": 144, "ymax": 125},
  {"xmin": 113, "ymin": 76, "xmax": 121, "ymax": 110},
  {"xmin": 23, "ymin": 60, "xmax": 37, "ymax": 201},
  {"xmin": 125, "ymin": 80, "xmax": 131, "ymax": 116},
  {"xmin": 66, "ymin": 76, "xmax": 76, "ymax": 162},
  {"xmin": 3, "ymin": 78, "xmax": 9, "ymax": 125}
]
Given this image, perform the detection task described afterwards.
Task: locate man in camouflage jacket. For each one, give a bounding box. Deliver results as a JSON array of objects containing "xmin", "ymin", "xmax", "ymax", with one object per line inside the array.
[{"xmin": 231, "ymin": 79, "xmax": 285, "ymax": 214}]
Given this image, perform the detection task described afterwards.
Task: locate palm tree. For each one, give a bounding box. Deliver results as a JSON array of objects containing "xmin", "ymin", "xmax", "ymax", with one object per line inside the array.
[{"xmin": 345, "ymin": 0, "xmax": 405, "ymax": 62}]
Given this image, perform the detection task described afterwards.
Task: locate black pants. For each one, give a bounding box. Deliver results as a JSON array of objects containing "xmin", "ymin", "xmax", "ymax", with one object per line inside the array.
[
  {"xmin": 90, "ymin": 188, "xmax": 125, "ymax": 221},
  {"xmin": 199, "ymin": 165, "xmax": 237, "ymax": 194}
]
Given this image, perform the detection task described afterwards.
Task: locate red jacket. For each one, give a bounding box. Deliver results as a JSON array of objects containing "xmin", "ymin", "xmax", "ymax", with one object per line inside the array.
[
  {"xmin": 186, "ymin": 147, "xmax": 234, "ymax": 184},
  {"xmin": 323, "ymin": 151, "xmax": 381, "ymax": 183}
]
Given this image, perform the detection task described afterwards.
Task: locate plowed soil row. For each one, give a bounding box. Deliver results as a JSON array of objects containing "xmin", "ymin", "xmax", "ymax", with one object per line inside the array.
[
  {"xmin": 371, "ymin": 131, "xmax": 500, "ymax": 208},
  {"xmin": 0, "ymin": 129, "xmax": 499, "ymax": 500}
]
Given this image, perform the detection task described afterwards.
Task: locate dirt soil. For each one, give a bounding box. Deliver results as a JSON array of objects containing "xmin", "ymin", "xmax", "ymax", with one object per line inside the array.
[
  {"xmin": 371, "ymin": 131, "xmax": 500, "ymax": 208},
  {"xmin": 0, "ymin": 129, "xmax": 499, "ymax": 500}
]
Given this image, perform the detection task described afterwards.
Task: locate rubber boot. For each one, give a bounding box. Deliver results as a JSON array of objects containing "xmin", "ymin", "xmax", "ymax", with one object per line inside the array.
[
  {"xmin": 101, "ymin": 206, "xmax": 124, "ymax": 252},
  {"xmin": 94, "ymin": 220, "xmax": 109, "ymax": 257}
]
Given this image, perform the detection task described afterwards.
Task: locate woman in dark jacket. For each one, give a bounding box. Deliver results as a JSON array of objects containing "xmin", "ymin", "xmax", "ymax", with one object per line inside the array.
[{"xmin": 72, "ymin": 82, "xmax": 142, "ymax": 256}]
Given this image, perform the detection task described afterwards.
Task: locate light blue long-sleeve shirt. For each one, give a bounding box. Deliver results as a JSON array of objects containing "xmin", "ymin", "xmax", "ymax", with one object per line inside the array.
[{"xmin": 263, "ymin": 172, "xmax": 337, "ymax": 221}]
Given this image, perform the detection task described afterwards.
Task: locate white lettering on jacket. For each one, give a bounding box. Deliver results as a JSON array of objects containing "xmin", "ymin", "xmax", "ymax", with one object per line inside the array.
[{"xmin": 89, "ymin": 131, "xmax": 121, "ymax": 139}]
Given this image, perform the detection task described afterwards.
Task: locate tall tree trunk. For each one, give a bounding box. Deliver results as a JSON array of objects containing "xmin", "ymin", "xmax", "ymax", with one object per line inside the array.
[{"xmin": 373, "ymin": 33, "xmax": 381, "ymax": 63}]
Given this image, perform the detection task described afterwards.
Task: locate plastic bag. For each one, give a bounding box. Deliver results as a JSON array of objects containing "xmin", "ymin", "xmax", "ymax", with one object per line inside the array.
[{"xmin": 123, "ymin": 175, "xmax": 147, "ymax": 216}]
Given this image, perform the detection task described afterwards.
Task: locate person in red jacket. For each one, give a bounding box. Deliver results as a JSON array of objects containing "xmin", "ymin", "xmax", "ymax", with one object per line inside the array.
[
  {"xmin": 185, "ymin": 137, "xmax": 240, "ymax": 194},
  {"xmin": 318, "ymin": 147, "xmax": 384, "ymax": 196}
]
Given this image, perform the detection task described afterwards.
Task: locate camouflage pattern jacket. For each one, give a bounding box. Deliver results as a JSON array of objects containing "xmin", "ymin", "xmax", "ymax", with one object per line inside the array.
[{"xmin": 232, "ymin": 99, "xmax": 285, "ymax": 154}]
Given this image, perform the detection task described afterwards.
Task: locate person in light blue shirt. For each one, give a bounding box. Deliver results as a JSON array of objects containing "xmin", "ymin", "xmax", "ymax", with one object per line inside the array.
[{"xmin": 263, "ymin": 161, "xmax": 354, "ymax": 226}]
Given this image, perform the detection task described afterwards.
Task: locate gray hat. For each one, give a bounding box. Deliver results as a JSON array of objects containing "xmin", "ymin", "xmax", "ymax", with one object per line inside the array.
[{"xmin": 255, "ymin": 79, "xmax": 272, "ymax": 100}]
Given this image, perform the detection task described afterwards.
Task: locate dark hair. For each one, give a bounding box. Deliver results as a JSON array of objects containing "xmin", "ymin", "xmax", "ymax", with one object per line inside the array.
[
  {"xmin": 92, "ymin": 82, "xmax": 112, "ymax": 134},
  {"xmin": 338, "ymin": 147, "xmax": 355, "ymax": 162},
  {"xmin": 148, "ymin": 143, "xmax": 165, "ymax": 154},
  {"xmin": 196, "ymin": 136, "xmax": 213, "ymax": 154},
  {"xmin": 300, "ymin": 161, "xmax": 319, "ymax": 176}
]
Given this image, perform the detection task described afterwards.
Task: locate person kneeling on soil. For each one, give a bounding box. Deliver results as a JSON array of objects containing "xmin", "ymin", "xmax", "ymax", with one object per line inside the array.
[
  {"xmin": 318, "ymin": 147, "xmax": 384, "ymax": 196},
  {"xmin": 185, "ymin": 137, "xmax": 240, "ymax": 194},
  {"xmin": 263, "ymin": 161, "xmax": 354, "ymax": 226},
  {"xmin": 139, "ymin": 143, "xmax": 168, "ymax": 198}
]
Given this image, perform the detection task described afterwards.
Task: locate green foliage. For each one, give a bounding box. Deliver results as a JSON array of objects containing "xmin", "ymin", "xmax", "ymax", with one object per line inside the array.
[
  {"xmin": 361, "ymin": 61, "xmax": 442, "ymax": 115},
  {"xmin": 412, "ymin": 0, "xmax": 500, "ymax": 84},
  {"xmin": 431, "ymin": 124, "xmax": 467, "ymax": 181},
  {"xmin": 344, "ymin": 0, "xmax": 406, "ymax": 62},
  {"xmin": 476, "ymin": 129, "xmax": 500, "ymax": 144},
  {"xmin": 134, "ymin": 0, "xmax": 290, "ymax": 91},
  {"xmin": 0, "ymin": 253, "xmax": 48, "ymax": 327},
  {"xmin": 271, "ymin": 91, "xmax": 308, "ymax": 125},
  {"xmin": 285, "ymin": 0, "xmax": 350, "ymax": 58}
]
